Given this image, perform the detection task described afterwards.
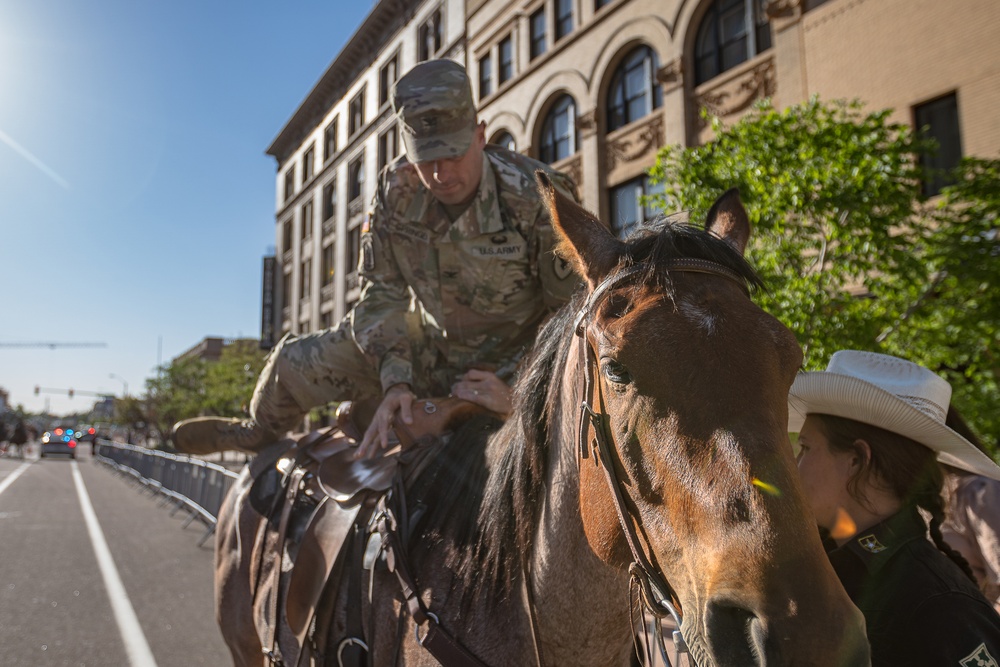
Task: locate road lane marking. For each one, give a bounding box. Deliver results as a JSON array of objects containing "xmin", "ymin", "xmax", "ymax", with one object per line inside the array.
[
  {"xmin": 72, "ymin": 461, "xmax": 159, "ymax": 667},
  {"xmin": 0, "ymin": 462, "xmax": 31, "ymax": 498}
]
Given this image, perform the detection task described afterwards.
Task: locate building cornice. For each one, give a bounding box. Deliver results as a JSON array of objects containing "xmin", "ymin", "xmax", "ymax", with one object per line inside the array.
[{"xmin": 265, "ymin": 0, "xmax": 421, "ymax": 165}]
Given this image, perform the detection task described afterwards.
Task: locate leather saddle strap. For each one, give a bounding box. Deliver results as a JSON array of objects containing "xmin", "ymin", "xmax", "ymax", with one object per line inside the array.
[
  {"xmin": 264, "ymin": 466, "xmax": 308, "ymax": 664},
  {"xmin": 376, "ymin": 487, "xmax": 489, "ymax": 667}
]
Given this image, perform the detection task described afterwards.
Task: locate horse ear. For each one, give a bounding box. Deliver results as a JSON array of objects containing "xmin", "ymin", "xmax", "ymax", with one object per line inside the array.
[
  {"xmin": 705, "ymin": 188, "xmax": 751, "ymax": 256},
  {"xmin": 536, "ymin": 171, "xmax": 620, "ymax": 287}
]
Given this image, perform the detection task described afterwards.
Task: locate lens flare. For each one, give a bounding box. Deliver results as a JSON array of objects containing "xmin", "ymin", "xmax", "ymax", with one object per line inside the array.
[
  {"xmin": 751, "ymin": 477, "xmax": 782, "ymax": 497},
  {"xmin": 830, "ymin": 507, "xmax": 857, "ymax": 540}
]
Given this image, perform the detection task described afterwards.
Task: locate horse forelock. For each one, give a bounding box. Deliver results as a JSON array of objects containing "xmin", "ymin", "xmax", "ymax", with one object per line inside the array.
[{"xmin": 623, "ymin": 218, "xmax": 764, "ymax": 297}]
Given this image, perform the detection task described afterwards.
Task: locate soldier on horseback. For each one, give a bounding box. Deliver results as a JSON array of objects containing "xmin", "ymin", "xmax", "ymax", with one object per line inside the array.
[{"xmin": 173, "ymin": 59, "xmax": 579, "ymax": 457}]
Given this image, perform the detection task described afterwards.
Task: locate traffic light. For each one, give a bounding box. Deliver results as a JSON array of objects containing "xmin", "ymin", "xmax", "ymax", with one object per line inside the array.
[
  {"xmin": 34, "ymin": 385, "xmax": 40, "ymax": 395},
  {"xmin": 68, "ymin": 388, "xmax": 74, "ymax": 399}
]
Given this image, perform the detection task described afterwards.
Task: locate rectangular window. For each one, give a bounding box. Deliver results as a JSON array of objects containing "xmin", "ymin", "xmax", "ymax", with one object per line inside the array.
[
  {"xmin": 322, "ymin": 181, "xmax": 337, "ymax": 221},
  {"xmin": 914, "ymin": 93, "xmax": 962, "ymax": 197},
  {"xmin": 301, "ymin": 200, "xmax": 313, "ymax": 240},
  {"xmin": 323, "ymin": 119, "xmax": 338, "ymax": 163},
  {"xmin": 349, "ymin": 88, "xmax": 366, "ymax": 136},
  {"xmin": 418, "ymin": 10, "xmax": 442, "ymax": 62},
  {"xmin": 498, "ymin": 35, "xmax": 514, "ymax": 85},
  {"xmin": 281, "ymin": 219, "xmax": 293, "ymax": 253},
  {"xmin": 320, "ymin": 311, "xmax": 333, "ymax": 329},
  {"xmin": 379, "ymin": 54, "xmax": 399, "ymax": 108},
  {"xmin": 348, "ymin": 156, "xmax": 365, "ymax": 202},
  {"xmin": 283, "ymin": 167, "xmax": 295, "ymax": 202},
  {"xmin": 478, "ymin": 53, "xmax": 493, "ymax": 99},
  {"xmin": 346, "ymin": 225, "xmax": 362, "ymax": 274},
  {"xmin": 555, "ymin": 0, "xmax": 573, "ymax": 41},
  {"xmin": 609, "ymin": 175, "xmax": 665, "ymax": 238},
  {"xmin": 302, "ymin": 144, "xmax": 315, "ymax": 184},
  {"xmin": 595, "ymin": 0, "xmax": 613, "ymax": 9},
  {"xmin": 322, "ymin": 243, "xmax": 335, "ymax": 286},
  {"xmin": 300, "ymin": 259, "xmax": 311, "ymax": 299},
  {"xmin": 378, "ymin": 125, "xmax": 399, "ymax": 171},
  {"xmin": 530, "ymin": 8, "xmax": 547, "ymax": 60},
  {"xmin": 281, "ymin": 271, "xmax": 292, "ymax": 311}
]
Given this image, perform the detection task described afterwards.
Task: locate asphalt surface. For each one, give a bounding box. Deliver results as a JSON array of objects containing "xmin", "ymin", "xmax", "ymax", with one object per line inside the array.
[{"xmin": 0, "ymin": 447, "xmax": 232, "ymax": 666}]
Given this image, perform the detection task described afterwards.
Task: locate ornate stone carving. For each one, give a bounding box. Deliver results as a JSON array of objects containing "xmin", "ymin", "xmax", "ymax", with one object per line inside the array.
[
  {"xmin": 656, "ymin": 57, "xmax": 684, "ymax": 92},
  {"xmin": 578, "ymin": 109, "xmax": 599, "ymax": 137},
  {"xmin": 605, "ymin": 114, "xmax": 665, "ymax": 173},
  {"xmin": 694, "ymin": 59, "xmax": 776, "ymax": 129},
  {"xmin": 765, "ymin": 0, "xmax": 802, "ymax": 18},
  {"xmin": 558, "ymin": 154, "xmax": 583, "ymax": 192}
]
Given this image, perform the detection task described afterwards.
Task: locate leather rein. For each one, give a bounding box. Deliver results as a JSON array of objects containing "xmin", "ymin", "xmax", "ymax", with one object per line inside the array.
[{"xmin": 573, "ymin": 257, "xmax": 751, "ymax": 665}]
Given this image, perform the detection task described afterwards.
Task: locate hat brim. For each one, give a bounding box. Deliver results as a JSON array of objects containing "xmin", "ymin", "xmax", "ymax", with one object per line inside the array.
[
  {"xmin": 401, "ymin": 124, "xmax": 474, "ymax": 163},
  {"xmin": 789, "ymin": 371, "xmax": 1000, "ymax": 481}
]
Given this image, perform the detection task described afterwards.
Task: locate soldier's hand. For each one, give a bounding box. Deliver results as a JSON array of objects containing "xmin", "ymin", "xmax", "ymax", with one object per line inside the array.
[
  {"xmin": 356, "ymin": 383, "xmax": 415, "ymax": 459},
  {"xmin": 451, "ymin": 369, "xmax": 512, "ymax": 416}
]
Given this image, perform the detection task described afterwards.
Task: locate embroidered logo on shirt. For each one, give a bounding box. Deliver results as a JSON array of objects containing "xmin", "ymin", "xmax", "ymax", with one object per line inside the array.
[
  {"xmin": 469, "ymin": 243, "xmax": 523, "ymax": 257},
  {"xmin": 857, "ymin": 534, "xmax": 888, "ymax": 553},
  {"xmin": 960, "ymin": 643, "xmax": 998, "ymax": 667}
]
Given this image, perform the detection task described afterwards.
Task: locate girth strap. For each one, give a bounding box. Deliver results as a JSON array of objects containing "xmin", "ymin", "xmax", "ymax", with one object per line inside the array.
[{"xmin": 375, "ymin": 479, "xmax": 490, "ymax": 667}]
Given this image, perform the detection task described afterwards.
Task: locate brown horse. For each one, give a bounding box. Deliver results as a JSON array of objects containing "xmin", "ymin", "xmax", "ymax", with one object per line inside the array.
[{"xmin": 215, "ymin": 179, "xmax": 869, "ymax": 666}]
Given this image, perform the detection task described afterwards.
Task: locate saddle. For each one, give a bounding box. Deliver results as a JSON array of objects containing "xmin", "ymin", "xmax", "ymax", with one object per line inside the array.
[{"xmin": 247, "ymin": 396, "xmax": 495, "ymax": 667}]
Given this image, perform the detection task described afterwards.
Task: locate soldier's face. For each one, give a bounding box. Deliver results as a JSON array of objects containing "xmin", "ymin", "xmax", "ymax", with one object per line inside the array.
[{"xmin": 414, "ymin": 122, "xmax": 486, "ymax": 206}]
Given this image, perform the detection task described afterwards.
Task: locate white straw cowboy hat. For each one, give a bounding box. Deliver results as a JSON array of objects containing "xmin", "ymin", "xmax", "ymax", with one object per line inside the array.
[{"xmin": 788, "ymin": 350, "xmax": 1000, "ymax": 481}]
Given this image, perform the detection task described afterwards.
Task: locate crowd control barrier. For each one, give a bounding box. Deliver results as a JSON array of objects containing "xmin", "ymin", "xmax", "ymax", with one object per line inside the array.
[{"xmin": 94, "ymin": 439, "xmax": 241, "ymax": 546}]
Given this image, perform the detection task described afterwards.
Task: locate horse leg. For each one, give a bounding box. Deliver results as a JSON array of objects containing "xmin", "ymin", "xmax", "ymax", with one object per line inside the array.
[{"xmin": 215, "ymin": 472, "xmax": 266, "ymax": 666}]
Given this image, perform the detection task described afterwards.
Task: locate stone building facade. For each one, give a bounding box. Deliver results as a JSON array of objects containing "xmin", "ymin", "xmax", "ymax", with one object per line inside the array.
[{"xmin": 266, "ymin": 0, "xmax": 999, "ymax": 338}]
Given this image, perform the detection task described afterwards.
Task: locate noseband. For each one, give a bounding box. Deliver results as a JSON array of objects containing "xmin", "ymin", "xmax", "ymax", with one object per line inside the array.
[{"xmin": 574, "ymin": 257, "xmax": 751, "ymax": 664}]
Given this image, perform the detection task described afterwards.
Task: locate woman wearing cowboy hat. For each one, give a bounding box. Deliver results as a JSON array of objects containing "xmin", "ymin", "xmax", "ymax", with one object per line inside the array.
[{"xmin": 789, "ymin": 350, "xmax": 1000, "ymax": 666}]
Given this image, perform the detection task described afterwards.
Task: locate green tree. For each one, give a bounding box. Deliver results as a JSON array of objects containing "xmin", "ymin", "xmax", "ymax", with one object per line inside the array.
[
  {"xmin": 878, "ymin": 157, "xmax": 1000, "ymax": 448},
  {"xmin": 648, "ymin": 98, "xmax": 999, "ymax": 451},
  {"xmin": 201, "ymin": 342, "xmax": 267, "ymax": 417},
  {"xmin": 144, "ymin": 355, "xmax": 207, "ymax": 445}
]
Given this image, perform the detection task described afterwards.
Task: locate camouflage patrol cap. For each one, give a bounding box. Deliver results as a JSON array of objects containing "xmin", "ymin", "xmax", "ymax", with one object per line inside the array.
[{"xmin": 392, "ymin": 59, "xmax": 477, "ymax": 163}]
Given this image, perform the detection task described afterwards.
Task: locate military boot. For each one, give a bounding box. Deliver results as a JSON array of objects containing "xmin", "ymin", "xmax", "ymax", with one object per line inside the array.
[{"xmin": 171, "ymin": 417, "xmax": 276, "ymax": 455}]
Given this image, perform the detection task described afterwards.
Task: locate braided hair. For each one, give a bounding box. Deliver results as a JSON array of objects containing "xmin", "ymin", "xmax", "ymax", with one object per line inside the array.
[{"xmin": 812, "ymin": 413, "xmax": 976, "ymax": 583}]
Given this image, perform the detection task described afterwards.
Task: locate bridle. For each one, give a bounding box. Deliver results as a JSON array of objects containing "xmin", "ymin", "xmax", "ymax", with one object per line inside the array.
[{"xmin": 573, "ymin": 257, "xmax": 751, "ymax": 666}]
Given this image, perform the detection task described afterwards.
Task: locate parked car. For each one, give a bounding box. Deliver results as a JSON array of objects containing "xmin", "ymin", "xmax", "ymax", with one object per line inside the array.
[{"xmin": 40, "ymin": 428, "xmax": 78, "ymax": 459}]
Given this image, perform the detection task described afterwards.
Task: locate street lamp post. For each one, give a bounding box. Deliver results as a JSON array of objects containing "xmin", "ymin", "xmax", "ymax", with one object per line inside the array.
[{"xmin": 109, "ymin": 373, "xmax": 128, "ymax": 398}]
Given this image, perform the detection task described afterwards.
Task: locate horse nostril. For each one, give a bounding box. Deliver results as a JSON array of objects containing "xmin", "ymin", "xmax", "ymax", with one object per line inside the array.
[{"xmin": 705, "ymin": 599, "xmax": 761, "ymax": 665}]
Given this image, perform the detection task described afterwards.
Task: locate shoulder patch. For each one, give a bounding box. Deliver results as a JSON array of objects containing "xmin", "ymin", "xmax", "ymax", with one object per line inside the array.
[
  {"xmin": 553, "ymin": 254, "xmax": 573, "ymax": 280},
  {"xmin": 960, "ymin": 643, "xmax": 998, "ymax": 667},
  {"xmin": 857, "ymin": 534, "xmax": 887, "ymax": 554}
]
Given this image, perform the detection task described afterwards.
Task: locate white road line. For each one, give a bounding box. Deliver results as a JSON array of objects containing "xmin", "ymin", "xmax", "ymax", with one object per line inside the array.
[
  {"xmin": 72, "ymin": 461, "xmax": 159, "ymax": 667},
  {"xmin": 0, "ymin": 461, "xmax": 31, "ymax": 498}
]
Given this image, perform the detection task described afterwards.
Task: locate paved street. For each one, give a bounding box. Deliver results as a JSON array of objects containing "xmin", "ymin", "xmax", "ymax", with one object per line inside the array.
[{"xmin": 0, "ymin": 449, "xmax": 232, "ymax": 666}]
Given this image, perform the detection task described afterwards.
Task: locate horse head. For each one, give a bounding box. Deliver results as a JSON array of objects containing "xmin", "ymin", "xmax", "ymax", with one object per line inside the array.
[{"xmin": 538, "ymin": 173, "xmax": 869, "ymax": 667}]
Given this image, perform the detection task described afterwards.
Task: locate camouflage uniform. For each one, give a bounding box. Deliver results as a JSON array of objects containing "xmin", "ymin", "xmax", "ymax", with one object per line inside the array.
[{"xmin": 250, "ymin": 146, "xmax": 579, "ymax": 435}]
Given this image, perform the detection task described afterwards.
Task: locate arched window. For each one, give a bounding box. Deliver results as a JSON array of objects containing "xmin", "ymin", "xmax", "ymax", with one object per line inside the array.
[
  {"xmin": 694, "ymin": 0, "xmax": 772, "ymax": 85},
  {"xmin": 491, "ymin": 131, "xmax": 516, "ymax": 152},
  {"xmin": 539, "ymin": 95, "xmax": 578, "ymax": 164},
  {"xmin": 607, "ymin": 46, "xmax": 663, "ymax": 133}
]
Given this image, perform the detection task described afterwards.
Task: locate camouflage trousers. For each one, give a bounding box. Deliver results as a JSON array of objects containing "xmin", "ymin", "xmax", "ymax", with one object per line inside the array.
[{"xmin": 249, "ymin": 315, "xmax": 459, "ymax": 435}]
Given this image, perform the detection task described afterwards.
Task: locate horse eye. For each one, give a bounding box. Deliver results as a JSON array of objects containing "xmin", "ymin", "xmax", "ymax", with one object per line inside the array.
[{"xmin": 601, "ymin": 358, "xmax": 632, "ymax": 385}]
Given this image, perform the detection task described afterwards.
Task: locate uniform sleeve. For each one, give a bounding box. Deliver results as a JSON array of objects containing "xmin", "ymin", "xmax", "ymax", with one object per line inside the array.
[
  {"xmin": 892, "ymin": 593, "xmax": 1000, "ymax": 667},
  {"xmin": 349, "ymin": 181, "xmax": 414, "ymax": 393},
  {"xmin": 531, "ymin": 168, "xmax": 582, "ymax": 309}
]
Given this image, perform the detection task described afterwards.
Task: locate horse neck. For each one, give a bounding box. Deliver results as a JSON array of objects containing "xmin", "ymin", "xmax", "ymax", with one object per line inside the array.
[{"xmin": 529, "ymin": 335, "xmax": 634, "ymax": 665}]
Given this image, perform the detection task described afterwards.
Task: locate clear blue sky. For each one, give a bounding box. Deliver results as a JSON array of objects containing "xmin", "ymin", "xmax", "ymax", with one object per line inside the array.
[{"xmin": 0, "ymin": 0, "xmax": 373, "ymax": 416}]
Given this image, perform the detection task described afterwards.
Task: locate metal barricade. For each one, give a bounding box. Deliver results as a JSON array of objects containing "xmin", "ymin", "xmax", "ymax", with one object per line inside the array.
[{"xmin": 94, "ymin": 439, "xmax": 242, "ymax": 547}]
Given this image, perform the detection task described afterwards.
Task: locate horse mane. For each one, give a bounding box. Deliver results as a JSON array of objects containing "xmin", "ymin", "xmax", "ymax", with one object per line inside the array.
[{"xmin": 408, "ymin": 217, "xmax": 764, "ymax": 607}]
